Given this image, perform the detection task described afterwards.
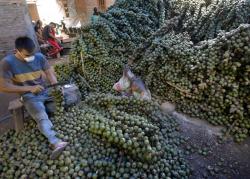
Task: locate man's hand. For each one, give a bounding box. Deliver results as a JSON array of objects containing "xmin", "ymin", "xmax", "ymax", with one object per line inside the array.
[{"xmin": 28, "ymin": 85, "xmax": 44, "ymax": 94}]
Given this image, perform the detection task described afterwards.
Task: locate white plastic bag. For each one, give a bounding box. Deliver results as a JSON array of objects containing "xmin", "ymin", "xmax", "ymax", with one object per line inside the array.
[
  {"xmin": 113, "ymin": 66, "xmax": 151, "ymax": 100},
  {"xmin": 62, "ymin": 84, "xmax": 81, "ymax": 107},
  {"xmin": 113, "ymin": 76, "xmax": 130, "ymax": 92}
]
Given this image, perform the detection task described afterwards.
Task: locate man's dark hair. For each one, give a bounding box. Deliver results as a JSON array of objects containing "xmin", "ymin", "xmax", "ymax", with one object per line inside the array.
[{"xmin": 15, "ymin": 36, "xmax": 35, "ymax": 53}]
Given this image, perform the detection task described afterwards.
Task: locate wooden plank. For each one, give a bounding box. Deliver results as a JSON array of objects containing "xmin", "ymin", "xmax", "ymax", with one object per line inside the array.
[
  {"xmin": 0, "ymin": 115, "xmax": 13, "ymax": 135},
  {"xmin": 62, "ymin": 42, "xmax": 72, "ymax": 49},
  {"xmin": 8, "ymin": 98, "xmax": 24, "ymax": 132},
  {"xmin": 12, "ymin": 107, "xmax": 24, "ymax": 132},
  {"xmin": 0, "ymin": 1, "xmax": 23, "ymax": 4},
  {"xmin": 26, "ymin": 0, "xmax": 37, "ymax": 4},
  {"xmin": 62, "ymin": 38, "xmax": 76, "ymax": 43},
  {"xmin": 8, "ymin": 99, "xmax": 23, "ymax": 110},
  {"xmin": 0, "ymin": 93, "xmax": 18, "ymax": 122}
]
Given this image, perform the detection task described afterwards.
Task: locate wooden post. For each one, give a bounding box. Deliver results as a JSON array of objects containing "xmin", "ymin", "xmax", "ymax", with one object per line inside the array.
[
  {"xmin": 8, "ymin": 99, "xmax": 24, "ymax": 132},
  {"xmin": 12, "ymin": 108, "xmax": 24, "ymax": 132}
]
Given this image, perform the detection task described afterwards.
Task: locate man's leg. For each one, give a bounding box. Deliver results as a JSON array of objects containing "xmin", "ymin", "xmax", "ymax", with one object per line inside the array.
[
  {"xmin": 23, "ymin": 99, "xmax": 60, "ymax": 145},
  {"xmin": 44, "ymin": 96, "xmax": 56, "ymax": 117},
  {"xmin": 23, "ymin": 98, "xmax": 68, "ymax": 159}
]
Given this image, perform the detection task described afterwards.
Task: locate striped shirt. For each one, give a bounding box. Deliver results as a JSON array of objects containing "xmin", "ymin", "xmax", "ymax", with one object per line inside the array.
[{"xmin": 0, "ymin": 53, "xmax": 50, "ymax": 88}]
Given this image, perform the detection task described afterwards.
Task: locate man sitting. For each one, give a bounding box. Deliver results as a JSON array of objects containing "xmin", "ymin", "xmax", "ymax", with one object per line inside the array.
[{"xmin": 0, "ymin": 36, "xmax": 68, "ymax": 159}]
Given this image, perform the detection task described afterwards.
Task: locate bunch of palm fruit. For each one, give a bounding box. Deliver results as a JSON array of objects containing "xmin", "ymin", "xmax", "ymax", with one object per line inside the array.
[
  {"xmin": 1, "ymin": 0, "xmax": 250, "ymax": 178},
  {"xmin": 165, "ymin": 0, "xmax": 250, "ymax": 43},
  {"xmin": 0, "ymin": 94, "xmax": 191, "ymax": 178},
  {"xmin": 132, "ymin": 24, "xmax": 250, "ymax": 142},
  {"xmin": 60, "ymin": 0, "xmax": 250, "ymax": 141},
  {"xmin": 64, "ymin": 0, "xmax": 167, "ymax": 92}
]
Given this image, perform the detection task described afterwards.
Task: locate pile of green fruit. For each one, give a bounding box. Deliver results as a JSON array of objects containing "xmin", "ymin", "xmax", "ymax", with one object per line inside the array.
[
  {"xmin": 64, "ymin": 0, "xmax": 168, "ymax": 92},
  {"xmin": 1, "ymin": 0, "xmax": 250, "ymax": 177},
  {"xmin": 0, "ymin": 94, "xmax": 191, "ymax": 178},
  {"xmin": 55, "ymin": 0, "xmax": 250, "ymax": 141},
  {"xmin": 165, "ymin": 0, "xmax": 250, "ymax": 43},
  {"xmin": 132, "ymin": 24, "xmax": 250, "ymax": 142}
]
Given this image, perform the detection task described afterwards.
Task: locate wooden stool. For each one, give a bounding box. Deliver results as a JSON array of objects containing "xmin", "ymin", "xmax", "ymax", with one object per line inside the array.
[{"xmin": 8, "ymin": 99, "xmax": 24, "ymax": 132}]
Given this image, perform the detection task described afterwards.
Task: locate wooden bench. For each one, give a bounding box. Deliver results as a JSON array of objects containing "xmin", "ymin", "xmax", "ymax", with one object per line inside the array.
[{"xmin": 8, "ymin": 99, "xmax": 24, "ymax": 132}]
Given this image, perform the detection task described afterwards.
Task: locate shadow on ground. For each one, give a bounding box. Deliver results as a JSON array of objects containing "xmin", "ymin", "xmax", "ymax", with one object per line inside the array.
[{"xmin": 171, "ymin": 111, "xmax": 250, "ymax": 179}]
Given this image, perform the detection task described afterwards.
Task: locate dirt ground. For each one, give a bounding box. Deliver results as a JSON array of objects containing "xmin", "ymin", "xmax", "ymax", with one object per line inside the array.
[{"xmin": 171, "ymin": 111, "xmax": 250, "ymax": 179}]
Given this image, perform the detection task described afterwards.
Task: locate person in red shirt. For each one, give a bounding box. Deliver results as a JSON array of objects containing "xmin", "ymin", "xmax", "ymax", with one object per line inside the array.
[{"xmin": 43, "ymin": 22, "xmax": 63, "ymax": 59}]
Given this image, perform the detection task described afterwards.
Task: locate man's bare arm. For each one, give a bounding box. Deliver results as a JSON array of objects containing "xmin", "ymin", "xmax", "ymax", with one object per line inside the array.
[
  {"xmin": 44, "ymin": 68, "xmax": 58, "ymax": 85},
  {"xmin": 0, "ymin": 78, "xmax": 43, "ymax": 94}
]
